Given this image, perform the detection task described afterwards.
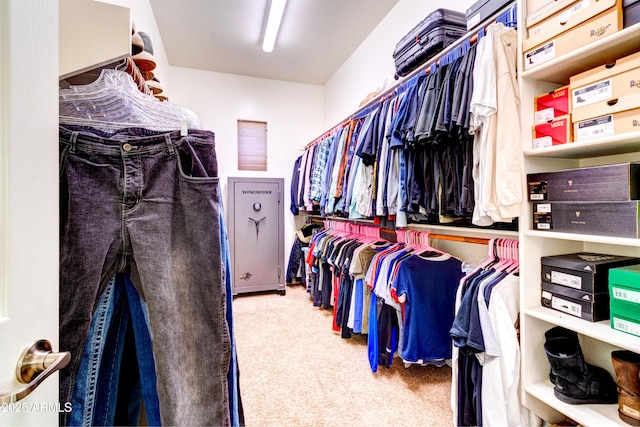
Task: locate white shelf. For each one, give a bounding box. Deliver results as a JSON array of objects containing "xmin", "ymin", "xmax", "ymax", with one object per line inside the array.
[
  {"xmin": 59, "ymin": 0, "xmax": 131, "ymax": 79},
  {"xmin": 524, "ymin": 131, "xmax": 640, "ymax": 159},
  {"xmin": 525, "ymin": 306, "xmax": 640, "ymax": 354},
  {"xmin": 521, "ymin": 22, "xmax": 640, "ymax": 84},
  {"xmin": 523, "ymin": 230, "xmax": 640, "ymax": 247},
  {"xmin": 526, "ymin": 380, "xmax": 624, "ymax": 427},
  {"xmin": 519, "ymin": 1, "xmax": 640, "ymax": 425}
]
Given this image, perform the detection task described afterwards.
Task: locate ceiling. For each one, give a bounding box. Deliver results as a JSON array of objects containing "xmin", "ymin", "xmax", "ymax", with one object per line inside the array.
[{"xmin": 149, "ymin": 0, "xmax": 399, "ymax": 85}]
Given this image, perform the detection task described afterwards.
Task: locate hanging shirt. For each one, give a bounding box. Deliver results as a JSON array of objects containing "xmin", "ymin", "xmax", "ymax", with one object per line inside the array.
[{"xmin": 392, "ymin": 253, "xmax": 463, "ymax": 362}]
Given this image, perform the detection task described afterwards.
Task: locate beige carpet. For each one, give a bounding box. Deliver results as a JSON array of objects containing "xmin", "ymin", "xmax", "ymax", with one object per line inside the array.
[{"xmin": 232, "ymin": 284, "xmax": 453, "ymax": 427}]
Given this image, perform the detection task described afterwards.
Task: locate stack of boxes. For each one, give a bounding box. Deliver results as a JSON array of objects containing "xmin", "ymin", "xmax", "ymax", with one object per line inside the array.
[
  {"xmin": 541, "ymin": 253, "xmax": 640, "ymax": 321},
  {"xmin": 571, "ymin": 50, "xmax": 640, "ymax": 142},
  {"xmin": 523, "ymin": 0, "xmax": 624, "ymax": 71},
  {"xmin": 528, "ymin": 162, "xmax": 640, "ymax": 237},
  {"xmin": 609, "ymin": 264, "xmax": 640, "ymax": 335},
  {"xmin": 525, "ymin": 0, "xmax": 640, "ymax": 147},
  {"xmin": 533, "ymin": 86, "xmax": 571, "ymax": 149}
]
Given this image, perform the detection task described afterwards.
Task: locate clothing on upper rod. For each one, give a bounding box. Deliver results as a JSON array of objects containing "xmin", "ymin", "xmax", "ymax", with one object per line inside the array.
[
  {"xmin": 303, "ymin": 2, "xmax": 518, "ymax": 149},
  {"xmin": 291, "ymin": 22, "xmax": 521, "ymax": 228}
]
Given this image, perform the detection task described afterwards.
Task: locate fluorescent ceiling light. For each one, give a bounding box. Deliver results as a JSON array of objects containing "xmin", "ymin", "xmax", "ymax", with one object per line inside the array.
[{"xmin": 262, "ymin": 0, "xmax": 287, "ymax": 53}]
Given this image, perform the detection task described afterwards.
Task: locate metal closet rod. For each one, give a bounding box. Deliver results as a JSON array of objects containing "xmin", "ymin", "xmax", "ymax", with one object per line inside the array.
[
  {"xmin": 303, "ymin": 1, "xmax": 518, "ymax": 150},
  {"xmin": 307, "ymin": 215, "xmax": 494, "ymax": 245}
]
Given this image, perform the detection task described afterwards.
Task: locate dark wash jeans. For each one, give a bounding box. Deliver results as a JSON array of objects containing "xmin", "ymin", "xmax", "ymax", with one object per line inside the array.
[
  {"xmin": 70, "ymin": 273, "xmax": 161, "ymax": 426},
  {"xmin": 59, "ymin": 126, "xmax": 231, "ymax": 426}
]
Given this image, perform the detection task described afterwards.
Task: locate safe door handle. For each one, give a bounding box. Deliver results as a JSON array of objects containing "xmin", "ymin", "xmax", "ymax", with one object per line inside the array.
[{"xmin": 0, "ymin": 340, "xmax": 70, "ymax": 404}]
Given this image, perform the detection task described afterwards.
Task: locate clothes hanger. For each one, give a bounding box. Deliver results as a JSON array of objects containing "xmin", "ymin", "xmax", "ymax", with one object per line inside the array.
[{"xmin": 59, "ymin": 69, "xmax": 200, "ymax": 131}]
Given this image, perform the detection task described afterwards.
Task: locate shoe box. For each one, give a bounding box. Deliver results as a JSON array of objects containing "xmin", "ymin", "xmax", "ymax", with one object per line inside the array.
[
  {"xmin": 540, "ymin": 253, "xmax": 640, "ymax": 321},
  {"xmin": 569, "ymin": 49, "xmax": 640, "ymax": 142},
  {"xmin": 570, "ymin": 50, "xmax": 640, "ymax": 112},
  {"xmin": 527, "ymin": 162, "xmax": 640, "ymax": 202},
  {"xmin": 533, "ymin": 86, "xmax": 572, "ymax": 148},
  {"xmin": 523, "ymin": 0, "xmax": 623, "ymax": 71},
  {"xmin": 532, "ymin": 200, "xmax": 640, "ymax": 237},
  {"xmin": 609, "ymin": 264, "xmax": 640, "ymax": 336},
  {"xmin": 542, "ymin": 252, "xmax": 640, "ymax": 292},
  {"xmin": 465, "ymin": 0, "xmax": 513, "ymax": 30},
  {"xmin": 526, "ymin": 0, "xmax": 580, "ymax": 28},
  {"xmin": 542, "ymin": 280, "xmax": 610, "ymax": 321}
]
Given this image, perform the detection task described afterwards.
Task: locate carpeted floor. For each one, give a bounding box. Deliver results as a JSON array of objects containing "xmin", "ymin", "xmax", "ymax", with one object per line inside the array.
[{"xmin": 231, "ymin": 284, "xmax": 453, "ymax": 427}]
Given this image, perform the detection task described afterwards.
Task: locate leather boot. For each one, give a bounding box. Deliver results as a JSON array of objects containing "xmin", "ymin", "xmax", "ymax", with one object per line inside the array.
[
  {"xmin": 612, "ymin": 350, "xmax": 640, "ymax": 425},
  {"xmin": 545, "ymin": 326, "xmax": 580, "ymax": 384},
  {"xmin": 544, "ymin": 336, "xmax": 618, "ymax": 404},
  {"xmin": 618, "ymin": 389, "xmax": 640, "ymax": 426}
]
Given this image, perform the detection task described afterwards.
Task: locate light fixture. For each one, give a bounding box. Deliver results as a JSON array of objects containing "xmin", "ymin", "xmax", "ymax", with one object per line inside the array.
[{"xmin": 262, "ymin": 0, "xmax": 287, "ymax": 53}]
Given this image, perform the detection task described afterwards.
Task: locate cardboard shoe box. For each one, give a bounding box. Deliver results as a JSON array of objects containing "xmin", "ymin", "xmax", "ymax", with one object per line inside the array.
[
  {"xmin": 527, "ymin": 0, "xmax": 581, "ymax": 28},
  {"xmin": 609, "ymin": 264, "xmax": 640, "ymax": 320},
  {"xmin": 535, "ymin": 86, "xmax": 571, "ymax": 123},
  {"xmin": 542, "ymin": 281, "xmax": 610, "ymax": 321},
  {"xmin": 527, "ymin": 162, "xmax": 640, "ymax": 201},
  {"xmin": 533, "ymin": 115, "xmax": 573, "ymax": 148},
  {"xmin": 466, "ymin": 0, "xmax": 513, "ymax": 30},
  {"xmin": 570, "ymin": 50, "xmax": 640, "ymax": 112},
  {"xmin": 524, "ymin": 1, "xmax": 622, "ymax": 71},
  {"xmin": 573, "ymin": 94, "xmax": 640, "ymax": 141},
  {"xmin": 610, "ymin": 264, "xmax": 640, "ymax": 336},
  {"xmin": 528, "ymin": 0, "xmax": 597, "ymax": 40},
  {"xmin": 541, "ymin": 252, "xmax": 640, "ymax": 293},
  {"xmin": 611, "ymin": 313, "xmax": 640, "ymax": 337},
  {"xmin": 533, "ymin": 200, "xmax": 640, "ymax": 237}
]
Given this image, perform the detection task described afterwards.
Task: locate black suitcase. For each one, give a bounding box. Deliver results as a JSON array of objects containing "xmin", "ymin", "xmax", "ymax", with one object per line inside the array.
[{"xmin": 392, "ymin": 9, "xmax": 467, "ymax": 79}]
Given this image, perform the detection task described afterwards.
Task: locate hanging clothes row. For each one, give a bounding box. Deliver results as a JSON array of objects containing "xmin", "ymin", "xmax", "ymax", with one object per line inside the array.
[
  {"xmin": 58, "ymin": 69, "xmax": 242, "ymax": 427},
  {"xmin": 304, "ymin": 224, "xmax": 520, "ymax": 375},
  {"xmin": 291, "ymin": 17, "xmax": 521, "ymax": 228},
  {"xmin": 449, "ymin": 238, "xmax": 532, "ymax": 427}
]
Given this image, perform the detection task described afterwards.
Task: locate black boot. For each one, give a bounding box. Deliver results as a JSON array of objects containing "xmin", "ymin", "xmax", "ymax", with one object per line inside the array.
[
  {"xmin": 545, "ymin": 326, "xmax": 580, "ymax": 384},
  {"xmin": 544, "ymin": 335, "xmax": 618, "ymax": 404}
]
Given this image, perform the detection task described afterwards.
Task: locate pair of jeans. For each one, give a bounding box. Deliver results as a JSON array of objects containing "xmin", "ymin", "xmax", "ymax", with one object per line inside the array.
[
  {"xmin": 70, "ymin": 273, "xmax": 161, "ymax": 426},
  {"xmin": 219, "ymin": 205, "xmax": 244, "ymax": 426},
  {"xmin": 59, "ymin": 126, "xmax": 231, "ymax": 426}
]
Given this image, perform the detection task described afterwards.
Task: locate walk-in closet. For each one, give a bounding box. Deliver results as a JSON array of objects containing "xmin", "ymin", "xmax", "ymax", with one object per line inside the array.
[{"xmin": 2, "ymin": 0, "xmax": 640, "ymax": 426}]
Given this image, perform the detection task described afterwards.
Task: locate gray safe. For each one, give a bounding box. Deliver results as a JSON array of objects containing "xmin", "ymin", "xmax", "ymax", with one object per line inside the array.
[{"xmin": 227, "ymin": 177, "xmax": 285, "ymax": 295}]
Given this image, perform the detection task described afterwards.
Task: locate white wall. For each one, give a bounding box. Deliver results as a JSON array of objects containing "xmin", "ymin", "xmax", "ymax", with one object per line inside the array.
[
  {"xmin": 166, "ymin": 66, "xmax": 325, "ymax": 267},
  {"xmin": 323, "ymin": 0, "xmax": 476, "ymax": 127},
  {"xmin": 118, "ymin": 0, "xmax": 489, "ymax": 275}
]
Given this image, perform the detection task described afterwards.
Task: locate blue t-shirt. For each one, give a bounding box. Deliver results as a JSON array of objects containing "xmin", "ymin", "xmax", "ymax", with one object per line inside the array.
[{"xmin": 392, "ymin": 253, "xmax": 463, "ymax": 362}]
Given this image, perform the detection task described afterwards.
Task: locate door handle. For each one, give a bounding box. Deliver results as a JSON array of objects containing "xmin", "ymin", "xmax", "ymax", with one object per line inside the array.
[{"xmin": 0, "ymin": 340, "xmax": 70, "ymax": 404}]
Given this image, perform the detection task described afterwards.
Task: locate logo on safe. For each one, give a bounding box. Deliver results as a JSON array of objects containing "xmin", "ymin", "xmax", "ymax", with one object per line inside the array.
[
  {"xmin": 567, "ymin": 180, "xmax": 573, "ymax": 186},
  {"xmin": 575, "ymin": 211, "xmax": 581, "ymax": 218}
]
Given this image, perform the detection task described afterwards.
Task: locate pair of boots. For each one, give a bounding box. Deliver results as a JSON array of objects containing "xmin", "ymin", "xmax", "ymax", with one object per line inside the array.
[
  {"xmin": 612, "ymin": 350, "xmax": 640, "ymax": 426},
  {"xmin": 544, "ymin": 326, "xmax": 617, "ymax": 405}
]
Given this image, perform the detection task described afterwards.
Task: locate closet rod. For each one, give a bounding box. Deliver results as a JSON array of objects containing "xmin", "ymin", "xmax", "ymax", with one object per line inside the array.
[
  {"xmin": 312, "ymin": 217, "xmax": 497, "ymax": 245},
  {"xmin": 427, "ymin": 233, "xmax": 489, "ymax": 245},
  {"xmin": 303, "ymin": 1, "xmax": 517, "ymax": 150}
]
